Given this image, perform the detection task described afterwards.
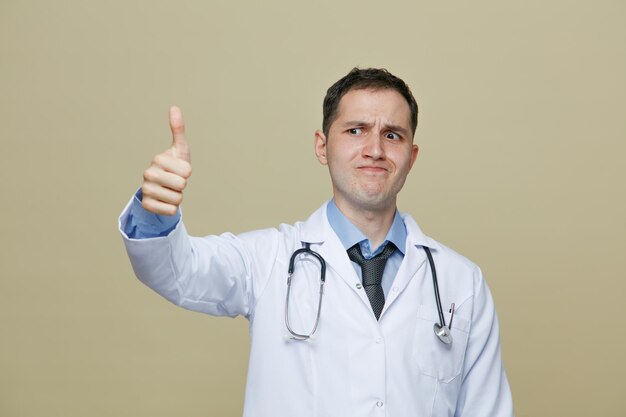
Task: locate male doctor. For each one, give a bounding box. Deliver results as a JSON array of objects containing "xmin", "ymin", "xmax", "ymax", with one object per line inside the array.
[{"xmin": 119, "ymin": 68, "xmax": 514, "ymax": 416}]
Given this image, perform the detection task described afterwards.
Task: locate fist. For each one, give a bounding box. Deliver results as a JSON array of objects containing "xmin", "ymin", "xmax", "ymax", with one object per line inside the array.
[{"xmin": 141, "ymin": 106, "xmax": 192, "ymax": 216}]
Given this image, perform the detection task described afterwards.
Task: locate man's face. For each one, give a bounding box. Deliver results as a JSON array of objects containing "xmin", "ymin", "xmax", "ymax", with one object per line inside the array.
[{"xmin": 315, "ymin": 88, "xmax": 418, "ymax": 213}]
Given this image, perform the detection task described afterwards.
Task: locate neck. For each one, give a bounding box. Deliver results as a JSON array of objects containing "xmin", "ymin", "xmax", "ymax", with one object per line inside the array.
[{"xmin": 333, "ymin": 197, "xmax": 397, "ymax": 249}]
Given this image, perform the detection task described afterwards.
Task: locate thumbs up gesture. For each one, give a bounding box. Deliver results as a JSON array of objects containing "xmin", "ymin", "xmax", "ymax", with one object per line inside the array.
[{"xmin": 141, "ymin": 106, "xmax": 192, "ymax": 215}]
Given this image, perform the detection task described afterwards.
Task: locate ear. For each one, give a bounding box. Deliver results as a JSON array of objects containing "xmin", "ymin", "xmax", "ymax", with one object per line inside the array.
[
  {"xmin": 314, "ymin": 130, "xmax": 328, "ymax": 165},
  {"xmin": 409, "ymin": 143, "xmax": 419, "ymax": 169}
]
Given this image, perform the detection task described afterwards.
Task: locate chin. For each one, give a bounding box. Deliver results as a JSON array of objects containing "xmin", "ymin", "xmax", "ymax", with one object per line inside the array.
[
  {"xmin": 351, "ymin": 192, "xmax": 396, "ymax": 212},
  {"xmin": 333, "ymin": 182, "xmax": 399, "ymax": 212}
]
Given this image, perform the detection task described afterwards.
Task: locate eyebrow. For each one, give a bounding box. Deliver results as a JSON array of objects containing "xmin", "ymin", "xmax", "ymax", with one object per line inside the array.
[{"xmin": 342, "ymin": 120, "xmax": 410, "ymax": 136}]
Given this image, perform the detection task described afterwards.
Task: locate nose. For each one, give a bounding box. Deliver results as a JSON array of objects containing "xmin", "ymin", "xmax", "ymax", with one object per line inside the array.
[{"xmin": 362, "ymin": 134, "xmax": 385, "ymax": 160}]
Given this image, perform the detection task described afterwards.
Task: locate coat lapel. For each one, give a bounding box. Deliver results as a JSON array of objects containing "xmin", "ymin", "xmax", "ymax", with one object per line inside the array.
[
  {"xmin": 380, "ymin": 212, "xmax": 441, "ymax": 315},
  {"xmin": 297, "ymin": 202, "xmax": 372, "ymax": 311}
]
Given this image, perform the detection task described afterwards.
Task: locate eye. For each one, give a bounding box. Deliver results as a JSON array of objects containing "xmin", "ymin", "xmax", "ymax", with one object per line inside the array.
[
  {"xmin": 348, "ymin": 128, "xmax": 363, "ymax": 135},
  {"xmin": 384, "ymin": 132, "xmax": 400, "ymax": 140}
]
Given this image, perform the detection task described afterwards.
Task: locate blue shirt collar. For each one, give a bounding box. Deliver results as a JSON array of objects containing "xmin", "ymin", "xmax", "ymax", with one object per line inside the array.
[{"xmin": 326, "ymin": 199, "xmax": 407, "ymax": 257}]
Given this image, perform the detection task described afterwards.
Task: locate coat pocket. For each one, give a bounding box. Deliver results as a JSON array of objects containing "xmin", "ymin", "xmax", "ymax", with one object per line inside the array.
[{"xmin": 412, "ymin": 303, "xmax": 470, "ymax": 383}]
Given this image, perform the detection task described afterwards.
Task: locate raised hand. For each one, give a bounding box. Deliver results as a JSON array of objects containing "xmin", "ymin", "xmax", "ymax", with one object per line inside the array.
[{"xmin": 141, "ymin": 106, "xmax": 192, "ymax": 215}]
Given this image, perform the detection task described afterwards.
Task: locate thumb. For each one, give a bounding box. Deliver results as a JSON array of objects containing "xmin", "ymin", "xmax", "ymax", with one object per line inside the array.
[{"xmin": 169, "ymin": 106, "xmax": 190, "ymax": 163}]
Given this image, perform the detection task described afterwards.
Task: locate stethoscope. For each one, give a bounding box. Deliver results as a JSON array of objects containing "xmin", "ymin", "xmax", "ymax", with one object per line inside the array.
[{"xmin": 285, "ymin": 243, "xmax": 455, "ymax": 344}]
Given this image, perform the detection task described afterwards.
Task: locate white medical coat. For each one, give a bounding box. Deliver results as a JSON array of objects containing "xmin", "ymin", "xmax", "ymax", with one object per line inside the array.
[{"xmin": 119, "ymin": 200, "xmax": 514, "ymax": 417}]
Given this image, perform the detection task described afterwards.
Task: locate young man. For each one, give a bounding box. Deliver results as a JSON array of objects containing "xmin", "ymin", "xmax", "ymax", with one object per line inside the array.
[{"xmin": 119, "ymin": 68, "xmax": 514, "ymax": 416}]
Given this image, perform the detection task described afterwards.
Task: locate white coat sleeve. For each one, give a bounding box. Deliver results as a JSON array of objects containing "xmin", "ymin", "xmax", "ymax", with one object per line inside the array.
[
  {"xmin": 454, "ymin": 268, "xmax": 514, "ymax": 417},
  {"xmin": 118, "ymin": 198, "xmax": 279, "ymax": 318}
]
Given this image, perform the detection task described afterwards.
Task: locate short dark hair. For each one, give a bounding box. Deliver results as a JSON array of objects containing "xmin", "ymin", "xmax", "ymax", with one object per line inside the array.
[{"xmin": 322, "ymin": 67, "xmax": 418, "ymax": 137}]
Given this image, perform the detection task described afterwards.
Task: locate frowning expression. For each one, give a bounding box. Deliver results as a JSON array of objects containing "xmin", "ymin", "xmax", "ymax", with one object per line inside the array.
[{"xmin": 315, "ymin": 88, "xmax": 418, "ymax": 212}]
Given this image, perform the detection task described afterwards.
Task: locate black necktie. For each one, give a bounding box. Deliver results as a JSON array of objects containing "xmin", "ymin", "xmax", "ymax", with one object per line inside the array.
[{"xmin": 347, "ymin": 243, "xmax": 396, "ymax": 320}]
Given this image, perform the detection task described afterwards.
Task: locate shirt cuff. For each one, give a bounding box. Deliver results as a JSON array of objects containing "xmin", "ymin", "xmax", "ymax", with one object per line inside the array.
[{"xmin": 122, "ymin": 188, "xmax": 181, "ymax": 239}]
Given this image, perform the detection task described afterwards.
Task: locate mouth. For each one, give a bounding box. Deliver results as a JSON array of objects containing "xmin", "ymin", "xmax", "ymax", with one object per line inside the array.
[{"xmin": 357, "ymin": 166, "xmax": 388, "ymax": 174}]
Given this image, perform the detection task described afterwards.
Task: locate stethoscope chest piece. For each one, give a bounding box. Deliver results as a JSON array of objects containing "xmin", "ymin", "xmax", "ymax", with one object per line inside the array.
[{"xmin": 433, "ymin": 323, "xmax": 453, "ymax": 345}]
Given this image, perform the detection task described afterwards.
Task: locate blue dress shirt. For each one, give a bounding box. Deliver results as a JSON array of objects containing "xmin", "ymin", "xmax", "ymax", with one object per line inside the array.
[{"xmin": 124, "ymin": 191, "xmax": 406, "ymax": 297}]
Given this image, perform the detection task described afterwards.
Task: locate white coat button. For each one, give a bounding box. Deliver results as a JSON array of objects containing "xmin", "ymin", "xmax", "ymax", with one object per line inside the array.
[
  {"xmin": 375, "ymin": 338, "xmax": 382, "ymax": 344},
  {"xmin": 393, "ymin": 286, "xmax": 399, "ymax": 292},
  {"xmin": 376, "ymin": 401, "xmax": 384, "ymax": 407},
  {"xmin": 356, "ymin": 283, "xmax": 362, "ymax": 289}
]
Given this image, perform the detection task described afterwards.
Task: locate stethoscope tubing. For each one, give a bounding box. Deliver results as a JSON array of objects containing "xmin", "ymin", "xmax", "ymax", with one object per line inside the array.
[
  {"xmin": 286, "ymin": 243, "xmax": 326, "ymax": 340},
  {"xmin": 285, "ymin": 243, "xmax": 451, "ymax": 344},
  {"xmin": 424, "ymin": 246, "xmax": 447, "ymax": 329}
]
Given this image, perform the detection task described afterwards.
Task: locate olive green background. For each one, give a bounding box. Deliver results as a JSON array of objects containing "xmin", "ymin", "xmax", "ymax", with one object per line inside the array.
[{"xmin": 1, "ymin": 1, "xmax": 624, "ymax": 416}]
